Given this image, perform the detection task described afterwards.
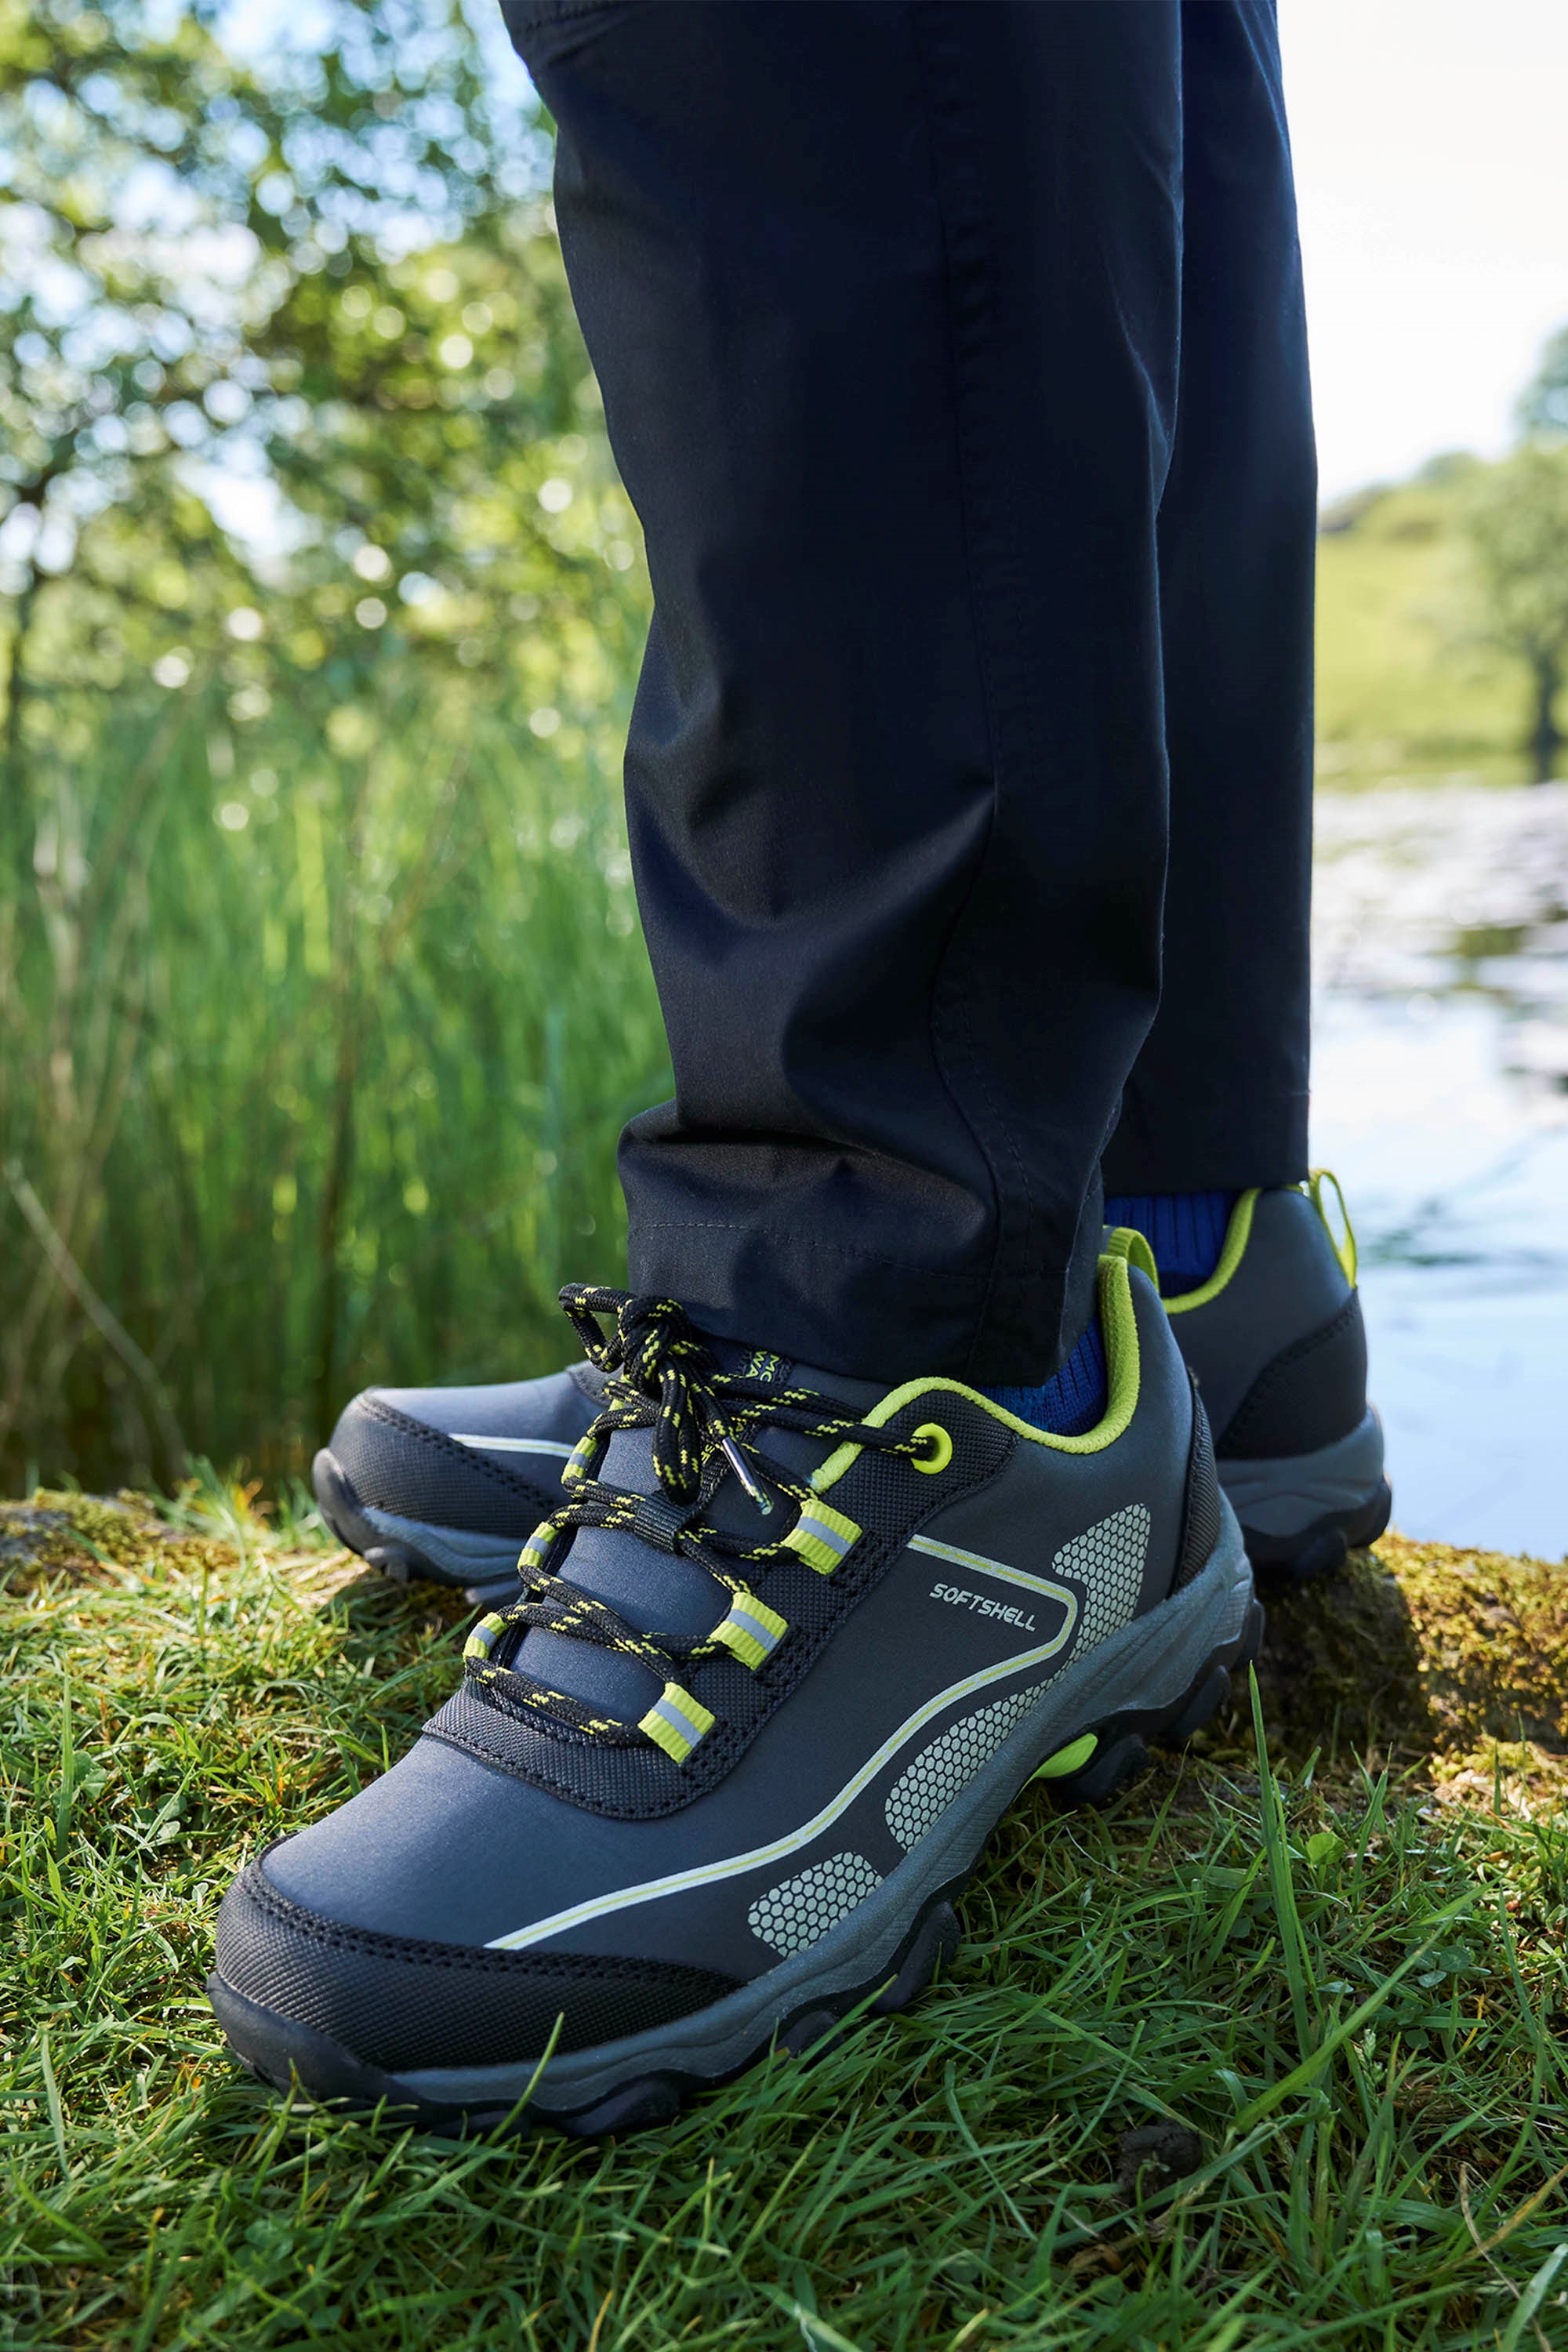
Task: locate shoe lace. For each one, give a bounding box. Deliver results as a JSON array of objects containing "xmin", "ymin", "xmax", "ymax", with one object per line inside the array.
[{"xmin": 462, "ymin": 1286, "xmax": 931, "ymax": 1755}]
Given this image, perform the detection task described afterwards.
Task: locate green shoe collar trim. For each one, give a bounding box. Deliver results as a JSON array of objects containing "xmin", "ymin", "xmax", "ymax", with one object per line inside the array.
[
  {"xmin": 1308, "ymin": 1167, "xmax": 1358, "ymax": 1287},
  {"xmin": 811, "ymin": 1244, "xmax": 1144, "ymax": 1497},
  {"xmin": 1161, "ymin": 1188, "xmax": 1260, "ymax": 1316},
  {"xmin": 1159, "ymin": 1173, "xmax": 1358, "ymax": 1313}
]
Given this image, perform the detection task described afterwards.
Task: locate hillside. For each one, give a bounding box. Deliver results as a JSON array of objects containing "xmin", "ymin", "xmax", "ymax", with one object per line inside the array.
[{"xmin": 1316, "ymin": 469, "xmax": 1542, "ymax": 787}]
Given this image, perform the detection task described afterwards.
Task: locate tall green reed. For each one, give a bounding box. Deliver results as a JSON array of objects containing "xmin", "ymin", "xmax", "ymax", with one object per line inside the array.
[{"xmin": 1, "ymin": 663, "xmax": 668, "ymax": 1493}]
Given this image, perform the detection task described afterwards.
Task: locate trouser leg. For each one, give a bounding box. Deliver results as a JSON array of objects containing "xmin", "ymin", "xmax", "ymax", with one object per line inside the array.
[
  {"xmin": 1103, "ymin": 0, "xmax": 1316, "ymax": 1196},
  {"xmin": 503, "ymin": 0, "xmax": 1182, "ymax": 1382}
]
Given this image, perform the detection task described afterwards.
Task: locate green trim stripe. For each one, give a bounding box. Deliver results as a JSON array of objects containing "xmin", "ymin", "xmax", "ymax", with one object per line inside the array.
[
  {"xmin": 908, "ymin": 1534, "xmax": 1080, "ymax": 1615},
  {"xmin": 517, "ymin": 1518, "xmax": 559, "ymax": 1577},
  {"xmin": 1308, "ymin": 1167, "xmax": 1359, "ymax": 1287},
  {"xmin": 1162, "ymin": 1190, "xmax": 1259, "ymax": 1316},
  {"xmin": 783, "ymin": 1497, "xmax": 861, "ymax": 1575},
  {"xmin": 1103, "ymin": 1225, "xmax": 1159, "ymax": 1286},
  {"xmin": 462, "ymin": 1610, "xmax": 509, "ymax": 1663},
  {"xmin": 451, "ymin": 1433, "xmax": 575, "ymax": 1458},
  {"xmin": 486, "ymin": 1632, "xmax": 1078, "ymax": 1952},
  {"xmin": 811, "ymin": 1247, "xmax": 1145, "ymax": 1495},
  {"xmin": 562, "ymin": 1432, "xmax": 599, "ymax": 1489}
]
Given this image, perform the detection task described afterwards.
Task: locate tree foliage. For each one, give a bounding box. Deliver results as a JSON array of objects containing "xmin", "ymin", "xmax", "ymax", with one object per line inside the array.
[
  {"xmin": 1515, "ymin": 321, "xmax": 1568, "ymax": 441},
  {"xmin": 0, "ymin": 0, "xmax": 643, "ymax": 738},
  {"xmin": 0, "ymin": 0, "xmax": 661, "ymax": 1490},
  {"xmin": 1458, "ymin": 441, "xmax": 1568, "ymax": 783}
]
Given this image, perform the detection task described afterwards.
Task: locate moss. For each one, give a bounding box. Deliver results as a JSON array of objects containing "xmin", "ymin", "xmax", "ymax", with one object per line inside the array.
[
  {"xmin": 0, "ymin": 1488, "xmax": 233, "ymax": 1590},
  {"xmin": 1255, "ymin": 1529, "xmax": 1568, "ymax": 1773},
  {"xmin": 8, "ymin": 1497, "xmax": 1564, "ymax": 1804}
]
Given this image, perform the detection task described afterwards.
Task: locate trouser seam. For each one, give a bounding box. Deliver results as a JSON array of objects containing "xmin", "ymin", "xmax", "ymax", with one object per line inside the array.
[{"xmin": 909, "ymin": 1, "xmax": 1040, "ymax": 1377}]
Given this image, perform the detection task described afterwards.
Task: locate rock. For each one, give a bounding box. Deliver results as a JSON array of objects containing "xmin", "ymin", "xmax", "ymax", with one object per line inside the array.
[
  {"xmin": 0, "ymin": 1490, "xmax": 228, "ymax": 1588},
  {"xmin": 1114, "ymin": 2121, "xmax": 1204, "ymax": 2200},
  {"xmin": 1254, "ymin": 1530, "xmax": 1568, "ymax": 1760}
]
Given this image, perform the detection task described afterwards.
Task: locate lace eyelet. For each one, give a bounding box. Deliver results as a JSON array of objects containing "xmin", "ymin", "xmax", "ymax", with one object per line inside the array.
[{"xmin": 912, "ymin": 1421, "xmax": 953, "ymax": 1475}]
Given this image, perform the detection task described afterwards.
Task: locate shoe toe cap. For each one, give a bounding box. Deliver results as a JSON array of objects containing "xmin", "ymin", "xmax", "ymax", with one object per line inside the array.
[
  {"xmin": 325, "ymin": 1388, "xmax": 559, "ymax": 1537},
  {"xmin": 212, "ymin": 1853, "xmax": 739, "ymax": 2078}
]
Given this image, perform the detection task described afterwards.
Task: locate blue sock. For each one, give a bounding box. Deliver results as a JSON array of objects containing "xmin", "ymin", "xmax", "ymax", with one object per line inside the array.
[
  {"xmin": 1103, "ymin": 1189, "xmax": 1240, "ymax": 1297},
  {"xmin": 981, "ymin": 1314, "xmax": 1107, "ymax": 1436}
]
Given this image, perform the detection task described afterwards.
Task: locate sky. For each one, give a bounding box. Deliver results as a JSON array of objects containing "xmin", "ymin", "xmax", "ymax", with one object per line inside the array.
[
  {"xmin": 1279, "ymin": 0, "xmax": 1568, "ymax": 500},
  {"xmin": 213, "ymin": 0, "xmax": 1568, "ymax": 515}
]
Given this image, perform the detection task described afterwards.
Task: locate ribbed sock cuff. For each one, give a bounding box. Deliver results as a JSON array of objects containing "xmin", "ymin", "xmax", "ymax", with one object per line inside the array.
[
  {"xmin": 979, "ymin": 1314, "xmax": 1107, "ymax": 1437},
  {"xmin": 1102, "ymin": 1189, "xmax": 1240, "ymax": 1297}
]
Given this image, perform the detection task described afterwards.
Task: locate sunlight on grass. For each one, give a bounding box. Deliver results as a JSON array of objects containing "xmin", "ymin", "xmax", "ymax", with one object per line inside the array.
[{"xmin": 5, "ymin": 1491, "xmax": 1566, "ymax": 2349}]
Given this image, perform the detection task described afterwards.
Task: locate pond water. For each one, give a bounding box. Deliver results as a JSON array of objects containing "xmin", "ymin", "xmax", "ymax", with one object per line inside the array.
[{"xmin": 1311, "ymin": 782, "xmax": 1568, "ymax": 1562}]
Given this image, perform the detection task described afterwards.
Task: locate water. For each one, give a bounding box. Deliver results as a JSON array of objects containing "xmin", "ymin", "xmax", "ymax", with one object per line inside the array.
[{"xmin": 1311, "ymin": 782, "xmax": 1568, "ymax": 1561}]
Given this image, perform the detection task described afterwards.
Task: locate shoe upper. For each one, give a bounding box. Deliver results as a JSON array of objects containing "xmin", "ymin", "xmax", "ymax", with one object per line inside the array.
[
  {"xmin": 216, "ymin": 1248, "xmax": 1229, "ymax": 2074},
  {"xmin": 320, "ymin": 1184, "xmax": 1369, "ymax": 1573},
  {"xmin": 1164, "ymin": 1182, "xmax": 1367, "ymax": 1459},
  {"xmin": 325, "ymin": 1363, "xmax": 603, "ymax": 1536}
]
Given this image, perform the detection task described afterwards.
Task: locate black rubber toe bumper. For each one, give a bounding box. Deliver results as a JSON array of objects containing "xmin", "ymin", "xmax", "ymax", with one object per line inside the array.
[
  {"xmin": 321, "ymin": 1391, "xmax": 557, "ymax": 1547},
  {"xmin": 211, "ymin": 1857, "xmax": 739, "ymax": 2079}
]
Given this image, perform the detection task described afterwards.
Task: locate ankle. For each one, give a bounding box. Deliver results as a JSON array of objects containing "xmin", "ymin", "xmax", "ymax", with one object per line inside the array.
[
  {"xmin": 1102, "ymin": 1189, "xmax": 1240, "ymax": 1298},
  {"xmin": 979, "ymin": 1313, "xmax": 1107, "ymax": 1436}
]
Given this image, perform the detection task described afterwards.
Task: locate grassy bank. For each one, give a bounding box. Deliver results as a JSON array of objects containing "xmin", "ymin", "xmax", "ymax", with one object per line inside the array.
[
  {"xmin": 1315, "ymin": 473, "xmax": 1541, "ymax": 789},
  {"xmin": 5, "ymin": 1491, "xmax": 1566, "ymax": 2350}
]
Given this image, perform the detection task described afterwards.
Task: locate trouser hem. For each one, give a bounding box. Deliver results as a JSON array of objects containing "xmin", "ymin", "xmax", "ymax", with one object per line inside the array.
[
  {"xmin": 626, "ymin": 1218, "xmax": 1095, "ymax": 1392},
  {"xmin": 1100, "ymin": 1087, "xmax": 1311, "ymax": 1196}
]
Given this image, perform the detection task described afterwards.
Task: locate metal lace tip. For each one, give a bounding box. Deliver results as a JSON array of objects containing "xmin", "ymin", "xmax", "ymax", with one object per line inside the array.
[{"xmin": 720, "ymin": 1433, "xmax": 774, "ymax": 1516}]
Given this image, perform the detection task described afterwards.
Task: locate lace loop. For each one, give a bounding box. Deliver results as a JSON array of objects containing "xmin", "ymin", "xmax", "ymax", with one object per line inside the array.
[{"xmin": 462, "ymin": 1287, "xmax": 930, "ymax": 1757}]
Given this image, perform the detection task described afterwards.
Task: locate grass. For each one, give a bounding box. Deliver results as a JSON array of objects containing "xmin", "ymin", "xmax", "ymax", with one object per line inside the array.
[
  {"xmin": 1, "ymin": 666, "xmax": 669, "ymax": 1498},
  {"xmin": 5, "ymin": 1489, "xmax": 1566, "ymax": 2350}
]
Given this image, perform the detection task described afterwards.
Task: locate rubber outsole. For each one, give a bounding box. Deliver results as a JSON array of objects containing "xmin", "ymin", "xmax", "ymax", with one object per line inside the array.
[
  {"xmin": 1234, "ymin": 1475, "xmax": 1392, "ymax": 1584},
  {"xmin": 209, "ymin": 1890, "xmax": 967, "ymax": 2142},
  {"xmin": 312, "ymin": 1449, "xmax": 524, "ymax": 1608},
  {"xmin": 208, "ymin": 1583, "xmax": 1264, "ymax": 2141}
]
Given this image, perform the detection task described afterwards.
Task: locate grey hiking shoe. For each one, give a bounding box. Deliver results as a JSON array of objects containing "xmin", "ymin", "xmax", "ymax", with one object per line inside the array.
[
  {"xmin": 212, "ymin": 1239, "xmax": 1259, "ymax": 2137},
  {"xmin": 313, "ymin": 1174, "xmax": 1386, "ymax": 1603},
  {"xmin": 312, "ymin": 1364, "xmax": 603, "ymax": 1602},
  {"xmin": 1163, "ymin": 1174, "xmax": 1391, "ymax": 1581}
]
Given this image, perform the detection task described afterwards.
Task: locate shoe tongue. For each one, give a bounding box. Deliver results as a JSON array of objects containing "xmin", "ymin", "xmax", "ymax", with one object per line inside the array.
[{"xmin": 510, "ymin": 1341, "xmax": 885, "ymax": 1724}]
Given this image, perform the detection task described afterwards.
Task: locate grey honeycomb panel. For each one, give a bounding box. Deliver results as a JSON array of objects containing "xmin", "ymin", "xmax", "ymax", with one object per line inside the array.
[{"xmin": 747, "ymin": 1852, "xmax": 884, "ymax": 1958}]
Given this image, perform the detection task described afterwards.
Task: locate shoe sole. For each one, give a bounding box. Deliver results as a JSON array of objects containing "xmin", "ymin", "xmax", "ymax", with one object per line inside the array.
[
  {"xmin": 209, "ymin": 1515, "xmax": 1261, "ymax": 2139},
  {"xmin": 312, "ymin": 1449, "xmax": 527, "ymax": 1607},
  {"xmin": 1219, "ymin": 1406, "xmax": 1391, "ymax": 1582},
  {"xmin": 1234, "ymin": 1476, "xmax": 1392, "ymax": 1582}
]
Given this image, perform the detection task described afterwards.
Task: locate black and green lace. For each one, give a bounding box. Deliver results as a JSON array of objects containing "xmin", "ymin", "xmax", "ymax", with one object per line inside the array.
[{"xmin": 462, "ymin": 1288, "xmax": 933, "ymax": 1762}]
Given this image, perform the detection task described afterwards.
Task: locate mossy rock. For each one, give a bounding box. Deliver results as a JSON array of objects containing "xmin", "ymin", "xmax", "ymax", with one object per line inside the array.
[
  {"xmin": 0, "ymin": 1488, "xmax": 232, "ymax": 1590},
  {"xmin": 1255, "ymin": 1530, "xmax": 1568, "ymax": 1762},
  {"xmin": 7, "ymin": 1496, "xmax": 1565, "ymax": 1792}
]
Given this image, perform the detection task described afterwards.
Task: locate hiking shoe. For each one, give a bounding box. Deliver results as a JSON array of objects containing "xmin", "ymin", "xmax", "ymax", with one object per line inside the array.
[
  {"xmin": 312, "ymin": 1366, "xmax": 603, "ymax": 1602},
  {"xmin": 211, "ymin": 1237, "xmax": 1260, "ymax": 2137},
  {"xmin": 314, "ymin": 1172, "xmax": 1387, "ymax": 1602},
  {"xmin": 1163, "ymin": 1174, "xmax": 1391, "ymax": 1581}
]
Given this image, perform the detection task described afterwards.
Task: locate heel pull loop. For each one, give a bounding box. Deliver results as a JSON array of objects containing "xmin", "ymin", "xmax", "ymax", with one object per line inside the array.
[
  {"xmin": 1307, "ymin": 1168, "xmax": 1358, "ymax": 1287},
  {"xmin": 1103, "ymin": 1225, "xmax": 1160, "ymax": 1287}
]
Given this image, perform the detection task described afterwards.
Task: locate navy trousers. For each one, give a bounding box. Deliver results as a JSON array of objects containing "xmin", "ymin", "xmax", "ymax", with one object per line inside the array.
[{"xmin": 501, "ymin": 0, "xmax": 1316, "ymax": 1385}]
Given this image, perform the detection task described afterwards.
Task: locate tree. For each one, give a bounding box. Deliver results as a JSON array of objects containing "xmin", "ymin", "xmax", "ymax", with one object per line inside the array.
[
  {"xmin": 0, "ymin": 0, "xmax": 640, "ymax": 765},
  {"xmin": 0, "ymin": 0, "xmax": 659, "ymax": 1488},
  {"xmin": 1516, "ymin": 322, "xmax": 1568, "ymax": 441},
  {"xmin": 1458, "ymin": 445, "xmax": 1568, "ymax": 783}
]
